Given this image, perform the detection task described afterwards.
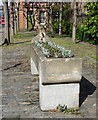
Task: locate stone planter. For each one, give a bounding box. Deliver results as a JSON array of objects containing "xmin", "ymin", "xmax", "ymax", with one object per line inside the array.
[
  {"xmin": 31, "ymin": 31, "xmax": 82, "ymax": 110},
  {"xmin": 31, "ymin": 43, "xmax": 82, "ymax": 110}
]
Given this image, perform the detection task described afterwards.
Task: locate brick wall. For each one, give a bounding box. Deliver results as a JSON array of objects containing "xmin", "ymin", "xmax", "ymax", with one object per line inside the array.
[
  {"xmin": 19, "ymin": 10, "xmax": 24, "ymax": 30},
  {"xmin": 19, "ymin": 2, "xmax": 24, "ymax": 30},
  {"xmin": 19, "ymin": 3, "xmax": 27, "ymax": 30}
]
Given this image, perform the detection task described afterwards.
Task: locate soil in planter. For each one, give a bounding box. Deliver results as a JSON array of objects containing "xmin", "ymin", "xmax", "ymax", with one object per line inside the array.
[{"xmin": 42, "ymin": 43, "xmax": 63, "ymax": 58}]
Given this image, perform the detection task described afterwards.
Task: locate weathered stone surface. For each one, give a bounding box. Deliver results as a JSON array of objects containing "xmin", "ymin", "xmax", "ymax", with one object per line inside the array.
[
  {"xmin": 40, "ymin": 58, "xmax": 82, "ymax": 84},
  {"xmin": 2, "ymin": 30, "xmax": 96, "ymax": 118},
  {"xmin": 39, "ymin": 83, "xmax": 79, "ymax": 110},
  {"xmin": 31, "ymin": 30, "xmax": 52, "ymax": 43},
  {"xmin": 31, "ymin": 38, "xmax": 82, "ymax": 110},
  {"xmin": 31, "ymin": 44, "xmax": 82, "ymax": 84}
]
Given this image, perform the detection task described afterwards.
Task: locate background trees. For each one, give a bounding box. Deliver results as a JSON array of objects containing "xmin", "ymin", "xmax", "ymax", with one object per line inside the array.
[
  {"xmin": 52, "ymin": 2, "xmax": 97, "ymax": 45},
  {"xmin": 81, "ymin": 2, "xmax": 97, "ymax": 44},
  {"xmin": 2, "ymin": 2, "xmax": 97, "ymax": 45},
  {"xmin": 2, "ymin": 1, "xmax": 20, "ymax": 45},
  {"xmin": 52, "ymin": 3, "xmax": 72, "ymax": 36},
  {"xmin": 3, "ymin": 1, "xmax": 10, "ymax": 45}
]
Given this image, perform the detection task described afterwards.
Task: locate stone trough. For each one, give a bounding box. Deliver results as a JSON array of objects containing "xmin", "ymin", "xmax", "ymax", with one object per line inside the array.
[{"xmin": 31, "ymin": 30, "xmax": 82, "ymax": 110}]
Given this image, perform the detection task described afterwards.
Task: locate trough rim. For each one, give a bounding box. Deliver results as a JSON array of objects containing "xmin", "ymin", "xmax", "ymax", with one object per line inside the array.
[{"xmin": 31, "ymin": 43, "xmax": 82, "ymax": 61}]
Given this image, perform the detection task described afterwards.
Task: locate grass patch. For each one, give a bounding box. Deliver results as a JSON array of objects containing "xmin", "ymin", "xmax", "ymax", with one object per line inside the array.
[
  {"xmin": 3, "ymin": 30, "xmax": 96, "ymax": 68},
  {"xmin": 91, "ymin": 55, "xmax": 96, "ymax": 61},
  {"xmin": 51, "ymin": 37, "xmax": 96, "ymax": 68},
  {"xmin": 56, "ymin": 104, "xmax": 81, "ymax": 115},
  {"xmin": 11, "ymin": 31, "xmax": 38, "ymax": 40}
]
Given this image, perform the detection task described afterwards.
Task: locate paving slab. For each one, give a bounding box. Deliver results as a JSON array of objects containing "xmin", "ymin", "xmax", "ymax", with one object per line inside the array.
[{"xmin": 1, "ymin": 31, "xmax": 96, "ymax": 118}]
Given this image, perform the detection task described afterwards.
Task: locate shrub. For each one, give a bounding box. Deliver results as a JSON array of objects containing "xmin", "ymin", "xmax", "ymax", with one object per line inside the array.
[
  {"xmin": 52, "ymin": 3, "xmax": 72, "ymax": 35},
  {"xmin": 81, "ymin": 2, "xmax": 98, "ymax": 45}
]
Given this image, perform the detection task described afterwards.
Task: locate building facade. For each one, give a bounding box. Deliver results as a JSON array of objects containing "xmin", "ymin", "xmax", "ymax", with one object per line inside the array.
[
  {"xmin": 17, "ymin": 2, "xmax": 51, "ymax": 31},
  {"xmin": 10, "ymin": 2, "xmax": 87, "ymax": 31}
]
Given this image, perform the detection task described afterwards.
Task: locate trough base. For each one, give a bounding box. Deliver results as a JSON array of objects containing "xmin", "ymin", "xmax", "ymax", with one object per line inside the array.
[
  {"xmin": 31, "ymin": 58, "xmax": 38, "ymax": 75},
  {"xmin": 39, "ymin": 83, "xmax": 79, "ymax": 111}
]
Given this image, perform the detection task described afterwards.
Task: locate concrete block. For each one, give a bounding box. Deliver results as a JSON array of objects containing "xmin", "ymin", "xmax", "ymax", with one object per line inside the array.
[
  {"xmin": 31, "ymin": 58, "xmax": 38, "ymax": 75},
  {"xmin": 39, "ymin": 81, "xmax": 79, "ymax": 110},
  {"xmin": 40, "ymin": 58, "xmax": 82, "ymax": 84},
  {"xmin": 31, "ymin": 44, "xmax": 82, "ymax": 84},
  {"xmin": 31, "ymin": 42, "xmax": 82, "ymax": 110}
]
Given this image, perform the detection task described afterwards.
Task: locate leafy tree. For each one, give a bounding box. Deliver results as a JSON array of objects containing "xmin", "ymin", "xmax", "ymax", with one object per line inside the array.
[
  {"xmin": 52, "ymin": 4, "xmax": 59, "ymax": 33},
  {"xmin": 81, "ymin": 2, "xmax": 98, "ymax": 44},
  {"xmin": 62, "ymin": 3, "xmax": 72, "ymax": 35},
  {"xmin": 52, "ymin": 3, "xmax": 72, "ymax": 35}
]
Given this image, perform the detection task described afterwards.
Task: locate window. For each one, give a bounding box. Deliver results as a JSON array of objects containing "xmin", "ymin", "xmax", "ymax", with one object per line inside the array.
[{"xmin": 40, "ymin": 11, "xmax": 45, "ymax": 25}]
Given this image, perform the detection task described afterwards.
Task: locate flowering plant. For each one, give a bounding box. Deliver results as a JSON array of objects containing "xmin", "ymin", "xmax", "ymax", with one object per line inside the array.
[{"xmin": 35, "ymin": 41, "xmax": 74, "ymax": 58}]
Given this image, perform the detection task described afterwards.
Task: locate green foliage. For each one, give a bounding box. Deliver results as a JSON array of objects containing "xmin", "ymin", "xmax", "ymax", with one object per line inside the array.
[
  {"xmin": 76, "ymin": 25, "xmax": 84, "ymax": 41},
  {"xmin": 52, "ymin": 2, "xmax": 97, "ymax": 45},
  {"xmin": 52, "ymin": 18, "xmax": 59, "ymax": 33},
  {"xmin": 15, "ymin": 114, "xmax": 21, "ymax": 118},
  {"xmin": 28, "ymin": 16, "xmax": 34, "ymax": 29},
  {"xmin": 52, "ymin": 5, "xmax": 60, "ymax": 33},
  {"xmin": 70, "ymin": 2, "xmax": 98, "ymax": 45},
  {"xmin": 81, "ymin": 2, "xmax": 98, "ymax": 44},
  {"xmin": 52, "ymin": 3, "xmax": 72, "ymax": 35},
  {"xmin": 62, "ymin": 4, "xmax": 72, "ymax": 35},
  {"xmin": 52, "ymin": 4, "xmax": 60, "ymax": 14},
  {"xmin": 35, "ymin": 41, "xmax": 74, "ymax": 58},
  {"xmin": 57, "ymin": 104, "xmax": 81, "ymax": 115},
  {"xmin": 41, "ymin": 25, "xmax": 45, "ymax": 29}
]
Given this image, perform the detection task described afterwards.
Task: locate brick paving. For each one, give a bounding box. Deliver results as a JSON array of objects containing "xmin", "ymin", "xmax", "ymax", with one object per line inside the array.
[{"xmin": 1, "ymin": 31, "xmax": 97, "ymax": 118}]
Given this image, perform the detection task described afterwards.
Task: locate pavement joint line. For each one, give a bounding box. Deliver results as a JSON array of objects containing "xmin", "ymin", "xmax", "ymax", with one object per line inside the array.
[{"xmin": 1, "ymin": 30, "xmax": 96, "ymax": 118}]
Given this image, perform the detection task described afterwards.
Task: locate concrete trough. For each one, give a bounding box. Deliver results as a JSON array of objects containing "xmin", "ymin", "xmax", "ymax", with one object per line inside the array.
[{"xmin": 31, "ymin": 43, "xmax": 82, "ymax": 110}]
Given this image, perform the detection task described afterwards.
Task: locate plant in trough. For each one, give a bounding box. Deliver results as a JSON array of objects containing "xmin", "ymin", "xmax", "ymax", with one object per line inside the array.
[
  {"xmin": 56, "ymin": 104, "xmax": 81, "ymax": 115},
  {"xmin": 34, "ymin": 41, "xmax": 74, "ymax": 58}
]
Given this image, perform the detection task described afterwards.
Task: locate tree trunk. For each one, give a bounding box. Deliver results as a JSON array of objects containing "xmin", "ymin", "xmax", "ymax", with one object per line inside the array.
[
  {"xmin": 3, "ymin": 2, "xmax": 10, "ymax": 45},
  {"xmin": 13, "ymin": 3, "xmax": 17, "ymax": 34},
  {"xmin": 72, "ymin": 0, "xmax": 77, "ymax": 43},
  {"xmin": 33, "ymin": 11, "xmax": 35, "ymax": 28},
  {"xmin": 59, "ymin": 2, "xmax": 62, "ymax": 36},
  {"xmin": 16, "ymin": 2, "xmax": 19, "ymax": 31},
  {"xmin": 10, "ymin": 2, "xmax": 14, "ymax": 37},
  {"xmin": 46, "ymin": 2, "xmax": 50, "ymax": 29},
  {"xmin": 32, "ymin": 2, "xmax": 35, "ymax": 29},
  {"xmin": 17, "ymin": 7, "xmax": 19, "ymax": 31},
  {"xmin": 50, "ymin": 4, "xmax": 53, "ymax": 34}
]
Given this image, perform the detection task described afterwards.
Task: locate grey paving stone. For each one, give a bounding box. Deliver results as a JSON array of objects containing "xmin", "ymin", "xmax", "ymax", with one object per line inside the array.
[{"xmin": 2, "ymin": 32, "xmax": 96, "ymax": 118}]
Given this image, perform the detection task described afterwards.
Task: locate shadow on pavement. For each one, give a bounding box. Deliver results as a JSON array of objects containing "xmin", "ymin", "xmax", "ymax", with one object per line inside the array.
[
  {"xmin": 2, "ymin": 63, "xmax": 22, "ymax": 71},
  {"xmin": 79, "ymin": 76, "xmax": 96, "ymax": 107},
  {"xmin": 0, "ymin": 41, "xmax": 31, "ymax": 47}
]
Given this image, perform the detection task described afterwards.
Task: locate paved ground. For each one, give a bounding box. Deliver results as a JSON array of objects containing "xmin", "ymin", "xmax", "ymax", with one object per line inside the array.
[{"xmin": 1, "ymin": 31, "xmax": 97, "ymax": 118}]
